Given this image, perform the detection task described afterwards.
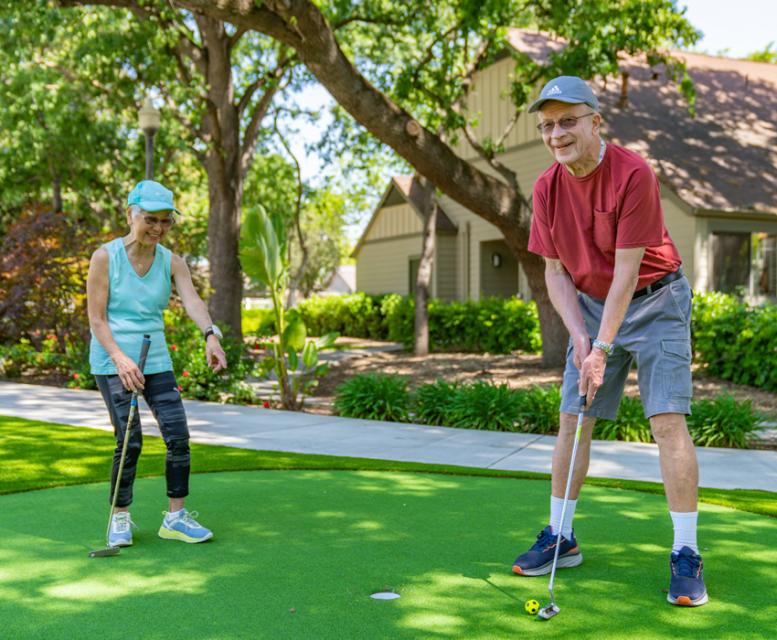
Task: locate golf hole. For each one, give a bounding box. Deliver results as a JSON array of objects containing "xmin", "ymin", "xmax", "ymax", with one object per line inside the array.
[{"xmin": 370, "ymin": 592, "xmax": 400, "ymax": 600}]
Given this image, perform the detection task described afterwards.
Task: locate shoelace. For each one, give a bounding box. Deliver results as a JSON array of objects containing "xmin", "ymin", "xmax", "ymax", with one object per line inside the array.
[
  {"xmin": 112, "ymin": 512, "xmax": 133, "ymax": 534},
  {"xmin": 533, "ymin": 527, "xmax": 559, "ymax": 551},
  {"xmin": 165, "ymin": 509, "xmax": 203, "ymax": 529},
  {"xmin": 674, "ymin": 551, "xmax": 701, "ymax": 578}
]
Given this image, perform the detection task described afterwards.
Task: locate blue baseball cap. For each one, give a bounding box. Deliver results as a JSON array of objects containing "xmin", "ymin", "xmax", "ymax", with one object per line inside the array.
[
  {"xmin": 127, "ymin": 180, "xmax": 181, "ymax": 214},
  {"xmin": 528, "ymin": 76, "xmax": 600, "ymax": 113}
]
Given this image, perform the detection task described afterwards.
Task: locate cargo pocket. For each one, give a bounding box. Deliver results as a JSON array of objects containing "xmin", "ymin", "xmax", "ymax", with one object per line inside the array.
[
  {"xmin": 660, "ymin": 339, "xmax": 692, "ymax": 401},
  {"xmin": 592, "ymin": 208, "xmax": 617, "ymax": 253}
]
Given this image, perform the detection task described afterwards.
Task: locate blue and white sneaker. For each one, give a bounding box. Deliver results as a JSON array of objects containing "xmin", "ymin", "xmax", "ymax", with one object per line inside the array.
[
  {"xmin": 668, "ymin": 546, "xmax": 708, "ymax": 606},
  {"xmin": 108, "ymin": 511, "xmax": 134, "ymax": 548},
  {"xmin": 512, "ymin": 525, "xmax": 582, "ymax": 576},
  {"xmin": 158, "ymin": 509, "xmax": 213, "ymax": 543}
]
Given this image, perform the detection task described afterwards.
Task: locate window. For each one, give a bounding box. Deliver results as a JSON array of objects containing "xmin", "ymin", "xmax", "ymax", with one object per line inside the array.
[
  {"xmin": 711, "ymin": 233, "xmax": 750, "ymax": 293},
  {"xmin": 753, "ymin": 233, "xmax": 777, "ymax": 298},
  {"xmin": 711, "ymin": 232, "xmax": 777, "ymax": 299}
]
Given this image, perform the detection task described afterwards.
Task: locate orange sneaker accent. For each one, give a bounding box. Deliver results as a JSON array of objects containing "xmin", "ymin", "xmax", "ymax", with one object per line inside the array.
[
  {"xmin": 568, "ymin": 546, "xmax": 579, "ymax": 553},
  {"xmin": 512, "ymin": 565, "xmax": 524, "ymax": 575},
  {"xmin": 676, "ymin": 596, "xmax": 693, "ymax": 606}
]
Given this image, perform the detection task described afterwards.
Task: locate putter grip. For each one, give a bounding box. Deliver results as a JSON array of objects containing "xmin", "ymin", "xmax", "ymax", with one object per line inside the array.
[
  {"xmin": 137, "ymin": 334, "xmax": 152, "ymax": 373},
  {"xmin": 579, "ymin": 394, "xmax": 587, "ymax": 408}
]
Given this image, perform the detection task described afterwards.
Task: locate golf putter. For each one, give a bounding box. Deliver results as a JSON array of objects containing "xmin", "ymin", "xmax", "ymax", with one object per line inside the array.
[
  {"xmin": 89, "ymin": 335, "xmax": 151, "ymax": 558},
  {"xmin": 538, "ymin": 394, "xmax": 587, "ymax": 620}
]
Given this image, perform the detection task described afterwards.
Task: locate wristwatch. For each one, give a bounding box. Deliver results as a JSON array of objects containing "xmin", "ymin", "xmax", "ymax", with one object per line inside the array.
[
  {"xmin": 204, "ymin": 324, "xmax": 223, "ymax": 341},
  {"xmin": 592, "ymin": 338, "xmax": 614, "ymax": 356}
]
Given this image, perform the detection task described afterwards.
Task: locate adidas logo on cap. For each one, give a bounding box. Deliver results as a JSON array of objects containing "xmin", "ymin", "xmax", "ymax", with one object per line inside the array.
[{"xmin": 547, "ymin": 85, "xmax": 562, "ymax": 96}]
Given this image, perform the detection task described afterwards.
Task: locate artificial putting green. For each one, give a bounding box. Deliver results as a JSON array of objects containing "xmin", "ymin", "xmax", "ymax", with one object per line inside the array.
[{"xmin": 1, "ymin": 470, "xmax": 775, "ymax": 640}]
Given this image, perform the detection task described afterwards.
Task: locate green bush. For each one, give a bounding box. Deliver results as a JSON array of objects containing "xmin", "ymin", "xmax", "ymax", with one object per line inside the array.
[
  {"xmin": 297, "ymin": 293, "xmax": 385, "ymax": 339},
  {"xmin": 242, "ymin": 307, "xmax": 274, "ymax": 337},
  {"xmin": 297, "ymin": 293, "xmax": 541, "ymax": 354},
  {"xmin": 592, "ymin": 396, "xmax": 653, "ymax": 443},
  {"xmin": 445, "ymin": 381, "xmax": 522, "ymax": 431},
  {"xmin": 412, "ymin": 379, "xmax": 460, "ymax": 426},
  {"xmin": 687, "ymin": 395, "xmax": 764, "ymax": 449},
  {"xmin": 692, "ymin": 292, "xmax": 777, "ymax": 392},
  {"xmin": 514, "ymin": 384, "xmax": 562, "ymax": 434},
  {"xmin": 333, "ymin": 373, "xmax": 411, "ymax": 422},
  {"xmin": 165, "ymin": 309, "xmax": 258, "ymax": 404}
]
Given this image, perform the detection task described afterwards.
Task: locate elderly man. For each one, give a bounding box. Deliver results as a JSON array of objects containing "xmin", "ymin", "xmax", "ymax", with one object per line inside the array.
[{"xmin": 511, "ymin": 76, "xmax": 707, "ymax": 607}]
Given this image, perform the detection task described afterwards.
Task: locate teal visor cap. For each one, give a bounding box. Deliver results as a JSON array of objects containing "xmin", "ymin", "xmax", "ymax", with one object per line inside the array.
[{"xmin": 127, "ymin": 180, "xmax": 181, "ymax": 214}]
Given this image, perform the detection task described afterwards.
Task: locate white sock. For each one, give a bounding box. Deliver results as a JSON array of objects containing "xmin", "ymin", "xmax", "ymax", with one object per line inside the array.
[
  {"xmin": 550, "ymin": 496, "xmax": 577, "ymax": 539},
  {"xmin": 166, "ymin": 508, "xmax": 185, "ymax": 520},
  {"xmin": 670, "ymin": 511, "xmax": 698, "ymax": 553}
]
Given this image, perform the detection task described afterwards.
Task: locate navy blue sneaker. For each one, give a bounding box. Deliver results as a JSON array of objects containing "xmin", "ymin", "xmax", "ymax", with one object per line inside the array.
[
  {"xmin": 668, "ymin": 546, "xmax": 708, "ymax": 606},
  {"xmin": 512, "ymin": 525, "xmax": 582, "ymax": 576}
]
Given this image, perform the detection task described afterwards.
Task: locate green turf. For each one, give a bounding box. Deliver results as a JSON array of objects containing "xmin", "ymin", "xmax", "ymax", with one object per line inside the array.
[
  {"xmin": 0, "ymin": 471, "xmax": 775, "ymax": 640},
  {"xmin": 1, "ymin": 416, "xmax": 775, "ymax": 518}
]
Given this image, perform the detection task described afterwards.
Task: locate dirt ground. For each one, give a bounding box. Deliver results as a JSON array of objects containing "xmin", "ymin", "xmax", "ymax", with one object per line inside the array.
[{"xmin": 307, "ymin": 345, "xmax": 777, "ymax": 422}]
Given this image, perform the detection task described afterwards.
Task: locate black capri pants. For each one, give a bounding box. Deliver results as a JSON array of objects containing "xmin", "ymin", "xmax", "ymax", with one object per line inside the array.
[{"xmin": 95, "ymin": 371, "xmax": 190, "ymax": 507}]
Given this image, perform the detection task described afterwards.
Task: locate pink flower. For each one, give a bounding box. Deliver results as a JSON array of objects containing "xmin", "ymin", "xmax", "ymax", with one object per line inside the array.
[
  {"xmin": 46, "ymin": 334, "xmax": 58, "ymax": 342},
  {"xmin": 170, "ymin": 344, "xmax": 178, "ymax": 351},
  {"xmin": 262, "ymin": 400, "xmax": 270, "ymax": 409},
  {"xmin": 177, "ymin": 385, "xmax": 183, "ymax": 392},
  {"xmin": 182, "ymin": 370, "xmax": 190, "ymax": 378},
  {"xmin": 72, "ymin": 372, "xmax": 80, "ymax": 380}
]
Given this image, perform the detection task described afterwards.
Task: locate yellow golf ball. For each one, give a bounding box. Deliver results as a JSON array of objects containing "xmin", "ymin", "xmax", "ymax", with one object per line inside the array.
[{"xmin": 524, "ymin": 599, "xmax": 540, "ymax": 615}]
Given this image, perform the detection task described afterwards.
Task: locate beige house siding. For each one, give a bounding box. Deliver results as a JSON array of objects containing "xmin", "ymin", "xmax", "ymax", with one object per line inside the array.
[
  {"xmin": 364, "ymin": 204, "xmax": 422, "ymax": 242},
  {"xmin": 453, "ymin": 57, "xmax": 542, "ymax": 160},
  {"xmin": 356, "ymin": 235, "xmax": 424, "ymax": 296},
  {"xmin": 660, "ymin": 194, "xmax": 695, "ymax": 284}
]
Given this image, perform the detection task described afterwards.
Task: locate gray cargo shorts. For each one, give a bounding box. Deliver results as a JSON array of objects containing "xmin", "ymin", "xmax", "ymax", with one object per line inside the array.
[{"xmin": 560, "ymin": 275, "xmax": 693, "ymax": 420}]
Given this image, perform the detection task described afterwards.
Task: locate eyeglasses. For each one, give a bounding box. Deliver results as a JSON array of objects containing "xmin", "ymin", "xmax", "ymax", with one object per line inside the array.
[
  {"xmin": 536, "ymin": 112, "xmax": 595, "ymax": 135},
  {"xmin": 143, "ymin": 215, "xmax": 175, "ymax": 229}
]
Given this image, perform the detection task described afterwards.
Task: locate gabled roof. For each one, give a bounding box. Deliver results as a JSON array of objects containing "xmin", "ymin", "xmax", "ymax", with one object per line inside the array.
[
  {"xmin": 351, "ymin": 175, "xmax": 457, "ymax": 257},
  {"xmin": 507, "ymin": 29, "xmax": 777, "ymax": 216}
]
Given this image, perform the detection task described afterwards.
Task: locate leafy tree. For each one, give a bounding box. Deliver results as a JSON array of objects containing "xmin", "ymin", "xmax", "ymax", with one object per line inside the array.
[
  {"xmin": 54, "ymin": 0, "xmax": 303, "ymax": 341},
  {"xmin": 165, "ymin": 0, "xmax": 700, "ymax": 365}
]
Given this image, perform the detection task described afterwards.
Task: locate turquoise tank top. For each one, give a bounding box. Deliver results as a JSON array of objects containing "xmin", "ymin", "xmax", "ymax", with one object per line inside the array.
[{"xmin": 89, "ymin": 237, "xmax": 174, "ymax": 375}]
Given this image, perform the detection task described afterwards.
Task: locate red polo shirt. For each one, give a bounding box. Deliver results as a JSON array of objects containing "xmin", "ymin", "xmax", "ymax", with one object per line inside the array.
[{"xmin": 528, "ymin": 143, "xmax": 681, "ymax": 300}]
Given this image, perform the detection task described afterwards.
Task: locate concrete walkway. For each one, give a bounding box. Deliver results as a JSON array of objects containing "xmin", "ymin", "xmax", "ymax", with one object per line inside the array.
[{"xmin": 1, "ymin": 381, "xmax": 775, "ymax": 492}]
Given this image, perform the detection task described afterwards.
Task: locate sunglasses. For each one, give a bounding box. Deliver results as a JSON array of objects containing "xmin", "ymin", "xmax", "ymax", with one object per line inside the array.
[{"xmin": 536, "ymin": 112, "xmax": 596, "ymax": 135}]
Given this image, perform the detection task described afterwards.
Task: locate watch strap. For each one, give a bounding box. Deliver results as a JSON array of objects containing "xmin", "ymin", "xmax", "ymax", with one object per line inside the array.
[{"xmin": 592, "ymin": 338, "xmax": 614, "ymax": 355}]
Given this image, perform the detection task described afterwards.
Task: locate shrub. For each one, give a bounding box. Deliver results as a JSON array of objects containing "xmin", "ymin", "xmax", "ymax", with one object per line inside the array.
[
  {"xmin": 165, "ymin": 309, "xmax": 258, "ymax": 404},
  {"xmin": 0, "ymin": 205, "xmax": 97, "ymax": 344},
  {"xmin": 333, "ymin": 373, "xmax": 411, "ymax": 422},
  {"xmin": 242, "ymin": 307, "xmax": 274, "ymax": 337},
  {"xmin": 687, "ymin": 395, "xmax": 764, "ymax": 449},
  {"xmin": 445, "ymin": 381, "xmax": 522, "ymax": 431},
  {"xmin": 412, "ymin": 379, "xmax": 460, "ymax": 426},
  {"xmin": 297, "ymin": 293, "xmax": 384, "ymax": 339},
  {"xmin": 692, "ymin": 292, "xmax": 777, "ymax": 392},
  {"xmin": 514, "ymin": 385, "xmax": 562, "ymax": 434},
  {"xmin": 592, "ymin": 396, "xmax": 653, "ymax": 443}
]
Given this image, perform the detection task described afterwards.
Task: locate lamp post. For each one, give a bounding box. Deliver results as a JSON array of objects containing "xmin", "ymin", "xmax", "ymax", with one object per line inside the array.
[{"xmin": 138, "ymin": 97, "xmax": 161, "ymax": 179}]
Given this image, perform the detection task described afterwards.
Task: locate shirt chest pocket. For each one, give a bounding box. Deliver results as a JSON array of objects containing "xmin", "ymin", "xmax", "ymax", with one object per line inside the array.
[{"xmin": 592, "ymin": 208, "xmax": 617, "ymax": 253}]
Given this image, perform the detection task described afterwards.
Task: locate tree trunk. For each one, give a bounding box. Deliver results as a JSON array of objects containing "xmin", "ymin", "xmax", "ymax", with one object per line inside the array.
[
  {"xmin": 412, "ymin": 175, "xmax": 438, "ymax": 356},
  {"xmin": 198, "ymin": 15, "xmax": 244, "ymax": 342}
]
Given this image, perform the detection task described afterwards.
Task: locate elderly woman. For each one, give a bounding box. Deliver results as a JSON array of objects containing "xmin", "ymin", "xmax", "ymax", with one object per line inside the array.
[{"xmin": 87, "ymin": 180, "xmax": 227, "ymax": 548}]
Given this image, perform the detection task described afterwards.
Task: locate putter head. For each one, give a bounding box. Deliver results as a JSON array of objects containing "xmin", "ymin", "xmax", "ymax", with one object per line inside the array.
[
  {"xmin": 538, "ymin": 603, "xmax": 560, "ymax": 620},
  {"xmin": 89, "ymin": 546, "xmax": 120, "ymax": 558}
]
